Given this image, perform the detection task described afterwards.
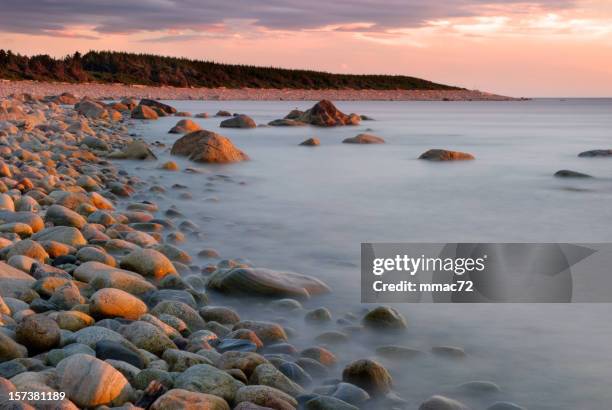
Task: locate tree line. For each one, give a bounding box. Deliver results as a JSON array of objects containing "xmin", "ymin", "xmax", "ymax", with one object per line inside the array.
[{"xmin": 0, "ymin": 50, "xmax": 458, "ymax": 90}]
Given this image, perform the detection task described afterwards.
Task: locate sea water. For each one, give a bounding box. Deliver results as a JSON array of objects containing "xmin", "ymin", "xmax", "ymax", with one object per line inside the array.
[{"xmin": 122, "ymin": 99, "xmax": 612, "ymax": 409}]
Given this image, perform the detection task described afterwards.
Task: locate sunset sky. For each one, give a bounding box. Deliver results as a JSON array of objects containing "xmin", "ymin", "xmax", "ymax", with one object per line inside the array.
[{"xmin": 1, "ymin": 0, "xmax": 611, "ymax": 97}]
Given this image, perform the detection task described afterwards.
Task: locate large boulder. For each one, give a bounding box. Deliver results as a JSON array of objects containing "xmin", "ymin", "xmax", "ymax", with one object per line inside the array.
[
  {"xmin": 170, "ymin": 130, "xmax": 249, "ymax": 163},
  {"xmin": 131, "ymin": 105, "xmax": 159, "ymax": 120},
  {"xmin": 174, "ymin": 364, "xmax": 243, "ymax": 402},
  {"xmin": 90, "ymin": 288, "xmax": 148, "ymax": 320},
  {"xmin": 418, "ymin": 149, "xmax": 475, "ymax": 161},
  {"xmin": 139, "ymin": 99, "xmax": 177, "ymax": 114},
  {"xmin": 298, "ymin": 100, "xmax": 360, "ymax": 127},
  {"xmin": 56, "ymin": 354, "xmax": 133, "ymax": 408},
  {"xmin": 207, "ymin": 268, "xmax": 330, "ymax": 299},
  {"xmin": 169, "ymin": 119, "xmax": 202, "ymax": 134},
  {"xmin": 120, "ymin": 248, "xmax": 178, "ymax": 280},
  {"xmin": 151, "ymin": 389, "xmax": 230, "ymax": 410},
  {"xmin": 220, "ymin": 114, "xmax": 256, "ymax": 129}
]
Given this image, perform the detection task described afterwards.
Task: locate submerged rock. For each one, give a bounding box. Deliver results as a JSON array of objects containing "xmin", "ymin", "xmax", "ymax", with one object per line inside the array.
[
  {"xmin": 419, "ymin": 149, "xmax": 475, "ymax": 161},
  {"xmin": 220, "ymin": 114, "xmax": 257, "ymax": 129},
  {"xmin": 269, "ymin": 119, "xmax": 307, "ymax": 126},
  {"xmin": 578, "ymin": 149, "xmax": 612, "ymax": 157},
  {"xmin": 300, "ymin": 137, "xmax": 320, "ymax": 146},
  {"xmin": 554, "ymin": 169, "xmax": 592, "ymax": 178},
  {"xmin": 207, "ymin": 267, "xmax": 330, "ymax": 299},
  {"xmin": 342, "ymin": 133, "xmax": 385, "ymax": 144},
  {"xmin": 171, "ymin": 130, "xmax": 249, "ymax": 163}
]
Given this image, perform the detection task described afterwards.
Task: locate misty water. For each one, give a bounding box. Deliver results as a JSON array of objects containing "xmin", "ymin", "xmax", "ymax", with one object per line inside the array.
[{"xmin": 121, "ymin": 99, "xmax": 612, "ymax": 409}]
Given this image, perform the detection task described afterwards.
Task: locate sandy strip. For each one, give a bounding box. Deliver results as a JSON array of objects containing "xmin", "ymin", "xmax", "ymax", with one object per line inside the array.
[{"xmin": 0, "ymin": 80, "xmax": 518, "ymax": 101}]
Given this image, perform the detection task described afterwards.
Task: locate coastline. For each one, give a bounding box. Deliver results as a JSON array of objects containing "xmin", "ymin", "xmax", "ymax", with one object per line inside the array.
[{"xmin": 0, "ymin": 80, "xmax": 518, "ymax": 101}]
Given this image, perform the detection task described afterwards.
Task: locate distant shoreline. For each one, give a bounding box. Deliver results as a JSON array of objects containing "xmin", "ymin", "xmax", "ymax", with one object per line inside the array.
[{"xmin": 0, "ymin": 80, "xmax": 518, "ymax": 101}]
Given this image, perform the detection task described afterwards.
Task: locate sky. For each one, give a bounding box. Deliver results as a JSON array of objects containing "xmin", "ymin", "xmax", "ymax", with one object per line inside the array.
[{"xmin": 0, "ymin": 0, "xmax": 611, "ymax": 97}]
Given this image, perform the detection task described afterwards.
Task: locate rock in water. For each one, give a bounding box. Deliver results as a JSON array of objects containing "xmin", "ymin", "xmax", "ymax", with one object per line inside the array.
[
  {"xmin": 220, "ymin": 114, "xmax": 257, "ymax": 129},
  {"xmin": 139, "ymin": 99, "xmax": 177, "ymax": 114},
  {"xmin": 57, "ymin": 354, "xmax": 133, "ymax": 408},
  {"xmin": 300, "ymin": 138, "xmax": 320, "ymax": 146},
  {"xmin": 554, "ymin": 170, "xmax": 592, "ymax": 178},
  {"xmin": 151, "ymin": 389, "xmax": 230, "ymax": 410},
  {"xmin": 170, "ymin": 130, "xmax": 249, "ymax": 163},
  {"xmin": 342, "ymin": 359, "xmax": 393, "ymax": 397},
  {"xmin": 131, "ymin": 105, "xmax": 159, "ymax": 120},
  {"xmin": 419, "ymin": 149, "xmax": 475, "ymax": 161},
  {"xmin": 269, "ymin": 119, "xmax": 306, "ymax": 126},
  {"xmin": 90, "ymin": 288, "xmax": 148, "ymax": 320},
  {"xmin": 118, "ymin": 140, "xmax": 157, "ymax": 160},
  {"xmin": 578, "ymin": 149, "xmax": 612, "ymax": 157},
  {"xmin": 419, "ymin": 395, "xmax": 469, "ymax": 410},
  {"xmin": 207, "ymin": 267, "xmax": 330, "ymax": 299},
  {"xmin": 298, "ymin": 100, "xmax": 360, "ymax": 126},
  {"xmin": 362, "ymin": 306, "xmax": 407, "ymax": 330},
  {"xmin": 169, "ymin": 119, "xmax": 202, "ymax": 134},
  {"xmin": 342, "ymin": 133, "xmax": 385, "ymax": 144}
]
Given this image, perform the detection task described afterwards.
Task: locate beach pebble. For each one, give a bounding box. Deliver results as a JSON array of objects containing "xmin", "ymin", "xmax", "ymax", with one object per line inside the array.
[
  {"xmin": 362, "ymin": 306, "xmax": 407, "ymax": 331},
  {"xmin": 200, "ymin": 306, "xmax": 241, "ymax": 325},
  {"xmin": 305, "ymin": 307, "xmax": 332, "ymax": 323},
  {"xmin": 301, "ymin": 347, "xmax": 337, "ymax": 366},
  {"xmin": 119, "ymin": 248, "xmax": 178, "ymax": 280},
  {"xmin": 151, "ymin": 388, "xmax": 230, "ymax": 410},
  {"xmin": 174, "ymin": 363, "xmax": 243, "ymax": 402},
  {"xmin": 90, "ymin": 288, "xmax": 148, "ymax": 320},
  {"xmin": 235, "ymin": 385, "xmax": 298, "ymax": 409},
  {"xmin": 341, "ymin": 359, "xmax": 392, "ymax": 397},
  {"xmin": 419, "ymin": 395, "xmax": 469, "ymax": 410},
  {"xmin": 16, "ymin": 314, "xmax": 61, "ymax": 353},
  {"xmin": 56, "ymin": 354, "xmax": 133, "ymax": 408},
  {"xmin": 119, "ymin": 321, "xmax": 177, "ymax": 355},
  {"xmin": 305, "ymin": 395, "xmax": 359, "ymax": 410},
  {"xmin": 250, "ymin": 363, "xmax": 305, "ymax": 397}
]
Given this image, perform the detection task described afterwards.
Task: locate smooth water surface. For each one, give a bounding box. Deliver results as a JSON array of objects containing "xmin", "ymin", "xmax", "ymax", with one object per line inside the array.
[{"xmin": 122, "ymin": 99, "xmax": 612, "ymax": 409}]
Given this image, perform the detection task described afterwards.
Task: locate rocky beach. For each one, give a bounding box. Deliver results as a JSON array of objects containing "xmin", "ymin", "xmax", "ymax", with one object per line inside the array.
[
  {"xmin": 0, "ymin": 92, "xmax": 516, "ymax": 410},
  {"xmin": 0, "ymin": 81, "xmax": 517, "ymax": 102}
]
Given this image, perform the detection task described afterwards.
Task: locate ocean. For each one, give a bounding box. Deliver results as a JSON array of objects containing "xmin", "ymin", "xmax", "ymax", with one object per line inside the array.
[{"xmin": 122, "ymin": 98, "xmax": 612, "ymax": 409}]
